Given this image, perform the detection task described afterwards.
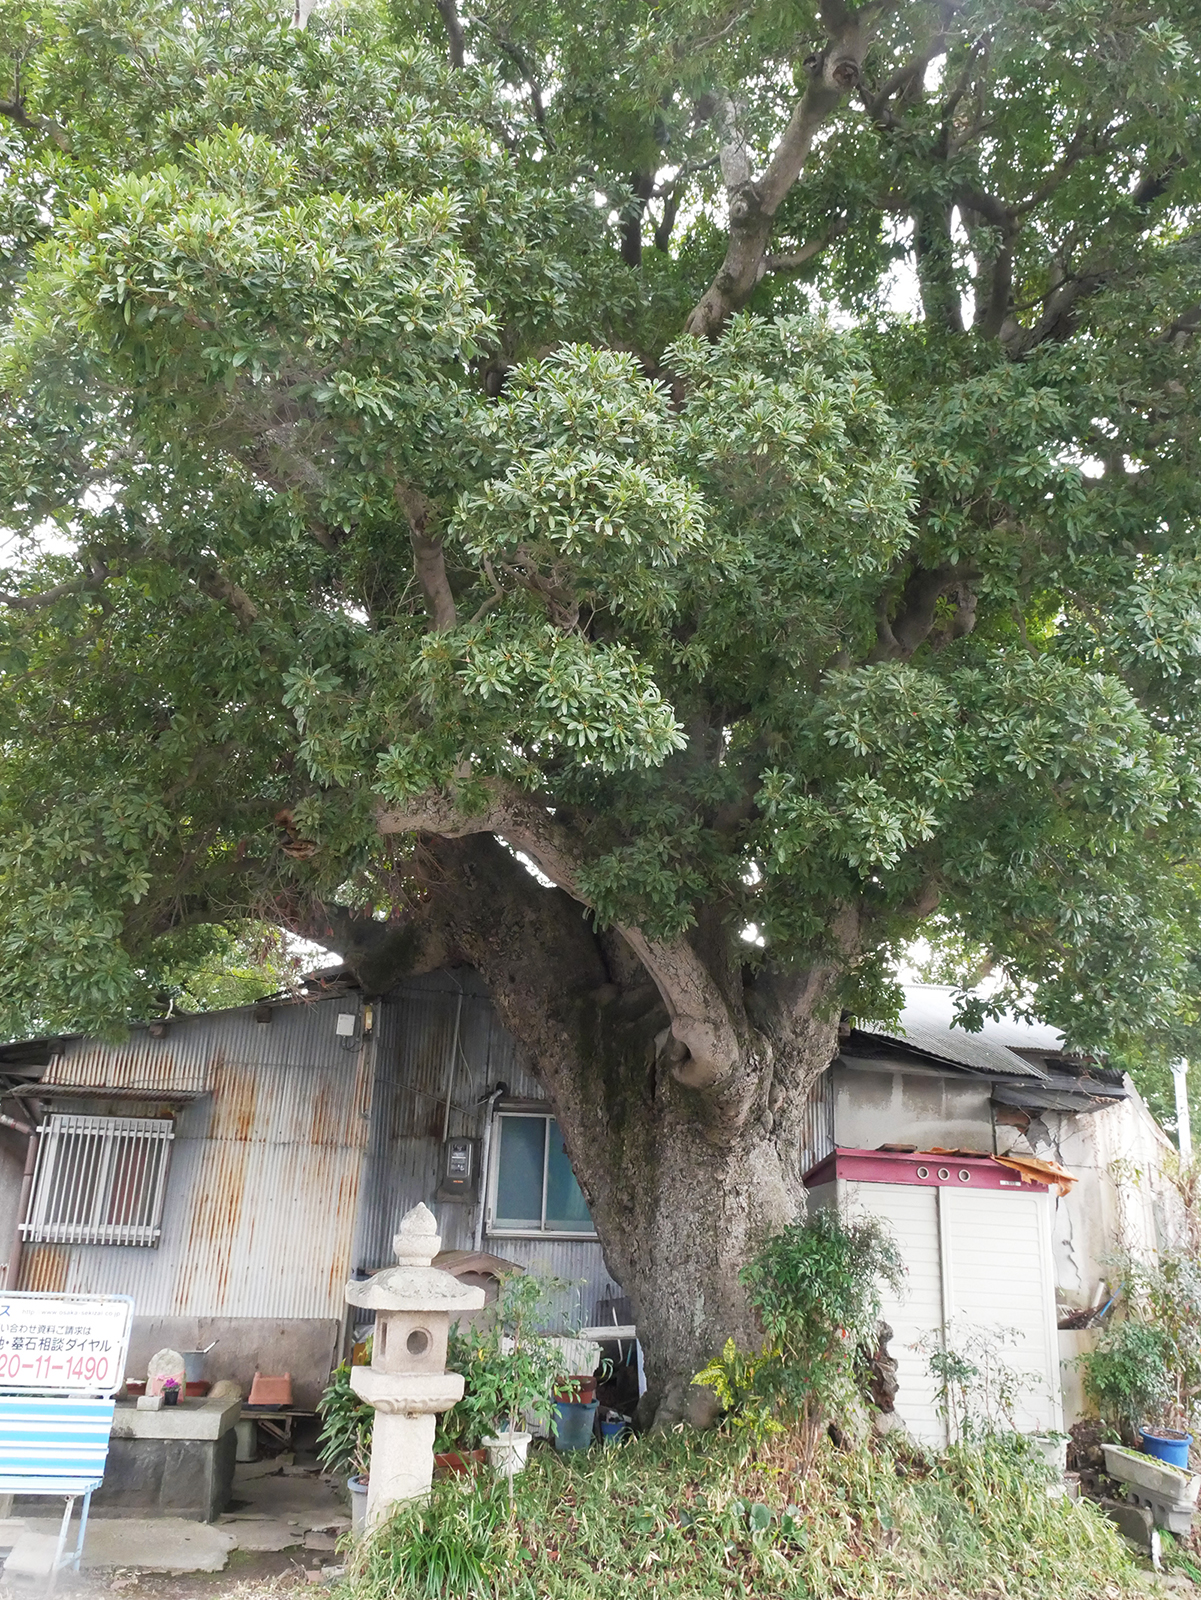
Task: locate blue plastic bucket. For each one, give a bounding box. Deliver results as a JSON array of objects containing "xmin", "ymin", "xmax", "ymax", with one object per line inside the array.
[
  {"xmin": 600, "ymin": 1417, "xmax": 627, "ymax": 1446},
  {"xmin": 1141, "ymin": 1429, "xmax": 1193, "ymax": 1469},
  {"xmin": 553, "ymin": 1399, "xmax": 598, "ymax": 1452}
]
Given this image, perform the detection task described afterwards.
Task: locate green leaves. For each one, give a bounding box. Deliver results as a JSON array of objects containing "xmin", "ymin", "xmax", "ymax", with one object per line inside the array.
[
  {"xmin": 1, "ymin": 0, "xmax": 1201, "ymax": 1061},
  {"xmin": 695, "ymin": 1210, "xmax": 905, "ymax": 1438}
]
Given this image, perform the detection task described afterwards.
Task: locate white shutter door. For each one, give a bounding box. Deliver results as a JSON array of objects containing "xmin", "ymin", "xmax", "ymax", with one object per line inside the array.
[
  {"xmin": 940, "ymin": 1187, "xmax": 1062, "ymax": 1434},
  {"xmin": 844, "ymin": 1181, "xmax": 946, "ymax": 1448}
]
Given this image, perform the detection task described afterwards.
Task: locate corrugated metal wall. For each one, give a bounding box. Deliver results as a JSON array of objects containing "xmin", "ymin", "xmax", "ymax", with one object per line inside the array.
[
  {"xmin": 40, "ymin": 1027, "xmax": 218, "ymax": 1097},
  {"xmin": 20, "ymin": 976, "xmax": 622, "ymax": 1331},
  {"xmin": 354, "ymin": 973, "xmax": 622, "ymax": 1327},
  {"xmin": 21, "ymin": 996, "xmax": 373, "ymax": 1319}
]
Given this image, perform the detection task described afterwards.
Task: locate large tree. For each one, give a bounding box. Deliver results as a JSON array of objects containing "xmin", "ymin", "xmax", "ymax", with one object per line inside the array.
[{"xmin": 3, "ymin": 0, "xmax": 1201, "ymax": 1420}]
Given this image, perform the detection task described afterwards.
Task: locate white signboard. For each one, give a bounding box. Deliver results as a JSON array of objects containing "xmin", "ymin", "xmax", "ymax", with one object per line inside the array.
[{"xmin": 0, "ymin": 1292, "xmax": 133, "ymax": 1395}]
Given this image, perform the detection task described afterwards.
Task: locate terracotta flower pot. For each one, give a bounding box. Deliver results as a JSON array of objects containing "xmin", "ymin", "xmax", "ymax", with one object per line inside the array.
[
  {"xmin": 554, "ymin": 1375, "xmax": 597, "ymax": 1405},
  {"xmin": 435, "ymin": 1449, "xmax": 487, "ymax": 1475}
]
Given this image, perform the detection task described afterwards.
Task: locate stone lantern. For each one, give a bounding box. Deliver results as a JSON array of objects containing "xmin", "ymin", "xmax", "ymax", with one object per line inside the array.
[{"xmin": 346, "ymin": 1203, "xmax": 485, "ymax": 1528}]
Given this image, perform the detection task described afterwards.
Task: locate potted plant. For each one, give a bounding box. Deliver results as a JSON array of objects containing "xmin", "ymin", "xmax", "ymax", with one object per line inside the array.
[
  {"xmin": 317, "ymin": 1361, "xmax": 374, "ymax": 1531},
  {"xmin": 447, "ymin": 1275, "xmax": 566, "ymax": 1482},
  {"xmin": 433, "ymin": 1324, "xmax": 489, "ymax": 1475},
  {"xmin": 160, "ymin": 1377, "xmax": 180, "ymax": 1408},
  {"xmin": 1026, "ymin": 1430, "xmax": 1070, "ymax": 1474}
]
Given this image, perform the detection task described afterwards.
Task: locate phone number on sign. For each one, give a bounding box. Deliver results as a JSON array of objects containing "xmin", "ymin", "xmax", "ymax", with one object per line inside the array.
[{"xmin": 0, "ymin": 1351, "xmax": 112, "ymax": 1384}]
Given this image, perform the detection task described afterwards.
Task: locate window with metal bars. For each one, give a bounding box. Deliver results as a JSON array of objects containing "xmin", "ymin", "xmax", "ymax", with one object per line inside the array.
[{"xmin": 21, "ymin": 1115, "xmax": 174, "ymax": 1247}]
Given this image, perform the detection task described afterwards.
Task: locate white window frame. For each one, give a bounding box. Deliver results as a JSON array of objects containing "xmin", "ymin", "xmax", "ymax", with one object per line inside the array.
[
  {"xmin": 485, "ymin": 1110, "xmax": 597, "ymax": 1240},
  {"xmin": 21, "ymin": 1114, "xmax": 174, "ymax": 1247}
]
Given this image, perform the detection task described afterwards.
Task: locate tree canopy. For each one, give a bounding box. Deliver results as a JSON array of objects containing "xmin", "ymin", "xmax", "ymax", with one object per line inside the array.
[{"xmin": 2, "ymin": 0, "xmax": 1201, "ymax": 1051}]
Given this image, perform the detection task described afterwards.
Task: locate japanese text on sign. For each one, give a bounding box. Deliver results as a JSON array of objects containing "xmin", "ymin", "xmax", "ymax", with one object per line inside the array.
[{"xmin": 0, "ymin": 1293, "xmax": 132, "ymax": 1394}]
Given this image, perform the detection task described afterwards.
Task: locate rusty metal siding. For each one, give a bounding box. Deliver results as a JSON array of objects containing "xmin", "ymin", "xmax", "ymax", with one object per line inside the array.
[
  {"xmin": 40, "ymin": 1030, "xmax": 215, "ymax": 1098},
  {"xmin": 350, "ymin": 974, "xmax": 621, "ymax": 1330},
  {"xmin": 354, "ymin": 971, "xmax": 543, "ymax": 1268},
  {"xmin": 21, "ymin": 997, "xmax": 371, "ymax": 1319},
  {"xmin": 353, "ymin": 974, "xmax": 495, "ymax": 1271},
  {"xmin": 479, "ymin": 1238, "xmax": 624, "ymax": 1327},
  {"xmin": 20, "ymin": 977, "xmax": 622, "ymax": 1332}
]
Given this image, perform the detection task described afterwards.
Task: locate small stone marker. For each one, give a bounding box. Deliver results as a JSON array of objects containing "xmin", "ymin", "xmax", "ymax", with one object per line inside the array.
[{"xmin": 146, "ymin": 1348, "xmax": 187, "ymax": 1397}]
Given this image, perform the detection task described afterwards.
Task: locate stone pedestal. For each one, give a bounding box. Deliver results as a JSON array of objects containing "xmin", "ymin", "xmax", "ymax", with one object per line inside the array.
[
  {"xmin": 346, "ymin": 1204, "xmax": 485, "ymax": 1529},
  {"xmin": 19, "ymin": 1396, "xmax": 243, "ymax": 1521}
]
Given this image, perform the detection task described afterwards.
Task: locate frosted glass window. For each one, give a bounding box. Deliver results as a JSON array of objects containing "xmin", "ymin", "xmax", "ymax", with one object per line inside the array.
[
  {"xmin": 545, "ymin": 1124, "xmax": 593, "ymax": 1231},
  {"xmin": 490, "ymin": 1113, "xmax": 595, "ymax": 1236}
]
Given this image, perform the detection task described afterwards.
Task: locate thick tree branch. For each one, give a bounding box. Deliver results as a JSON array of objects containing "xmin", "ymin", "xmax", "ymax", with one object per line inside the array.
[
  {"xmin": 0, "ymin": 96, "xmax": 69, "ymax": 152},
  {"xmin": 654, "ymin": 187, "xmax": 682, "ymax": 254},
  {"xmin": 957, "ymin": 187, "xmax": 1018, "ymax": 339},
  {"xmin": 619, "ymin": 172, "xmax": 655, "ymax": 268},
  {"xmin": 194, "ymin": 566, "xmax": 259, "ymax": 630},
  {"xmin": 494, "ymin": 38, "xmax": 555, "ymax": 149},
  {"xmin": 394, "ymin": 481, "xmax": 457, "ymax": 631},
  {"xmin": 763, "ymin": 221, "xmax": 846, "ymax": 274},
  {"xmin": 870, "ymin": 564, "xmax": 979, "ymax": 661},
  {"xmin": 683, "ymin": 10, "xmax": 867, "ymax": 339},
  {"xmin": 1001, "ymin": 268, "xmax": 1104, "ymax": 359},
  {"xmin": 0, "ymin": 558, "xmax": 108, "ymax": 611},
  {"xmin": 376, "ymin": 779, "xmax": 743, "ymax": 1090},
  {"xmin": 434, "ymin": 0, "xmax": 465, "ymax": 69}
]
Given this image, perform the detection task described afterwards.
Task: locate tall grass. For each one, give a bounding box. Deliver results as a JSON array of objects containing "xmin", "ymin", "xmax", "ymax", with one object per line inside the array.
[{"xmin": 340, "ymin": 1429, "xmax": 1138, "ymax": 1600}]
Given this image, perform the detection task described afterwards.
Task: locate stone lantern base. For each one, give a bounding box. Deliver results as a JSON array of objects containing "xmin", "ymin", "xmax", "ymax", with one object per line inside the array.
[{"xmin": 349, "ymin": 1368, "xmax": 466, "ymax": 1527}]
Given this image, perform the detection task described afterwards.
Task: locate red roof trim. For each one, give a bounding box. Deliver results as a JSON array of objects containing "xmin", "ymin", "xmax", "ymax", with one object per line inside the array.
[{"xmin": 803, "ymin": 1147, "xmax": 1049, "ymax": 1193}]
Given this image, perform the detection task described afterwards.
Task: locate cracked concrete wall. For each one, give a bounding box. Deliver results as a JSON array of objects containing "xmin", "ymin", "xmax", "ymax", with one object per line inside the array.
[
  {"xmin": 1001, "ymin": 1082, "xmax": 1178, "ymax": 1311},
  {"xmin": 833, "ymin": 1062, "xmax": 995, "ymax": 1153}
]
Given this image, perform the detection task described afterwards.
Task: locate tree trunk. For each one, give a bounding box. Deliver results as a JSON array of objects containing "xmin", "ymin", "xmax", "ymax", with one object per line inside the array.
[{"xmin": 400, "ymin": 834, "xmax": 843, "ymax": 1424}]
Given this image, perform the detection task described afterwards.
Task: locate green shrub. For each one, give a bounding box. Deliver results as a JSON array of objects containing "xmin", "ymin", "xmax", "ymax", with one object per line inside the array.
[
  {"xmin": 339, "ymin": 1427, "xmax": 1136, "ymax": 1600},
  {"xmin": 317, "ymin": 1361, "xmax": 374, "ymax": 1480},
  {"xmin": 1130, "ymin": 1247, "xmax": 1201, "ymax": 1434},
  {"xmin": 1080, "ymin": 1316, "xmax": 1174, "ymax": 1440},
  {"xmin": 695, "ymin": 1209, "xmax": 903, "ymax": 1444},
  {"xmin": 349, "ymin": 1473, "xmax": 511, "ymax": 1598},
  {"xmin": 919, "ymin": 1321, "xmax": 1029, "ymax": 1439},
  {"xmin": 437, "ymin": 1273, "xmax": 575, "ymax": 1453}
]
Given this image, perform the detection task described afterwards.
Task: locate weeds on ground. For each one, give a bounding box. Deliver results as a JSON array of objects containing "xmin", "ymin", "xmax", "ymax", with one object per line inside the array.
[{"xmin": 339, "ymin": 1427, "xmax": 1138, "ymax": 1600}]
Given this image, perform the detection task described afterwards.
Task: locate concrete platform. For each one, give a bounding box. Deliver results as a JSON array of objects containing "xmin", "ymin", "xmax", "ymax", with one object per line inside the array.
[
  {"xmin": 4, "ymin": 1518, "xmax": 237, "ymax": 1576},
  {"xmin": 214, "ymin": 1518, "xmax": 302, "ymax": 1552},
  {"xmin": 0, "ymin": 1462, "xmax": 348, "ymax": 1578}
]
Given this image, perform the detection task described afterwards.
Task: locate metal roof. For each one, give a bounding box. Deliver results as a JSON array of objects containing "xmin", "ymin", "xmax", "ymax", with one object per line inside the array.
[{"xmin": 853, "ymin": 985, "xmax": 1065, "ymax": 1080}]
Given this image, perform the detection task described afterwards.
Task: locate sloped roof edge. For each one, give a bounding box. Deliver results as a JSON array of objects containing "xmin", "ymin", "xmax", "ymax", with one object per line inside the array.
[{"xmin": 853, "ymin": 984, "xmax": 1069, "ymax": 1081}]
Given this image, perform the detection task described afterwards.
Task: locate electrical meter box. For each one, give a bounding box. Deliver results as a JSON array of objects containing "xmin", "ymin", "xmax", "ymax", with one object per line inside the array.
[{"xmin": 437, "ymin": 1137, "xmax": 479, "ymax": 1202}]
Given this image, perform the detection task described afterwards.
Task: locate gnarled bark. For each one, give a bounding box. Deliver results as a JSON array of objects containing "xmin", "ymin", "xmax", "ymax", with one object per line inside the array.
[{"xmin": 359, "ymin": 830, "xmax": 844, "ymax": 1423}]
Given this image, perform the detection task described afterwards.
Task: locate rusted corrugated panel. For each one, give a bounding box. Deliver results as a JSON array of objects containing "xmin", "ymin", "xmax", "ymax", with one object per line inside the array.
[
  {"xmin": 173, "ymin": 1137, "xmax": 365, "ymax": 1319},
  {"xmin": 38, "ymin": 994, "xmax": 372, "ymax": 1099},
  {"xmin": 353, "ymin": 976, "xmax": 498, "ymax": 1272},
  {"xmin": 25, "ymin": 998, "xmax": 373, "ymax": 1320},
  {"xmin": 41, "ymin": 1029, "xmax": 216, "ymax": 1097},
  {"xmin": 171, "ymin": 1026, "xmax": 372, "ymax": 1318},
  {"xmin": 19, "ymin": 1245, "xmax": 69, "ymax": 1293},
  {"xmin": 348, "ymin": 976, "xmax": 620, "ymax": 1335},
  {"xmin": 33, "ymin": 1105, "xmax": 204, "ymax": 1314},
  {"xmin": 479, "ymin": 1238, "xmax": 624, "ymax": 1331}
]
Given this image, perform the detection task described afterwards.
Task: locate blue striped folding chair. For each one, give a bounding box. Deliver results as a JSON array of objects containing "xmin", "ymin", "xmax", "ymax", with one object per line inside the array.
[{"xmin": 0, "ymin": 1394, "xmax": 115, "ymax": 1589}]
